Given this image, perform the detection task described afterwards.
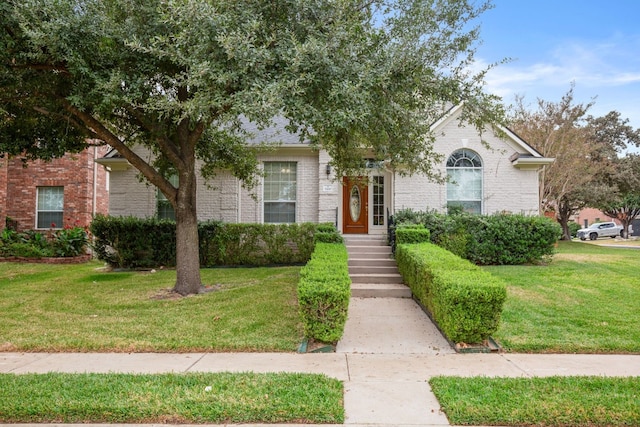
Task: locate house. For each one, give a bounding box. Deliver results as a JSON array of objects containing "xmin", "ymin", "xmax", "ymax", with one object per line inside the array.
[
  {"xmin": 97, "ymin": 105, "xmax": 553, "ymax": 235},
  {"xmin": 574, "ymin": 207, "xmax": 639, "ymax": 236},
  {"xmin": 0, "ymin": 146, "xmax": 110, "ymax": 232},
  {"xmin": 574, "ymin": 207, "xmax": 618, "ymax": 229}
]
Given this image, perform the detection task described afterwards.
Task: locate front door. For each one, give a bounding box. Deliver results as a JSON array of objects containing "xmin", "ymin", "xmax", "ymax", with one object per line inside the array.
[{"xmin": 343, "ymin": 177, "xmax": 368, "ymax": 234}]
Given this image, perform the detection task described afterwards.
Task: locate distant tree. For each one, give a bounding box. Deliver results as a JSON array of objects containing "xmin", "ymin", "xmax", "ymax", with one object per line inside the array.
[
  {"xmin": 509, "ymin": 86, "xmax": 611, "ymax": 240},
  {"xmin": 1, "ymin": 0, "xmax": 503, "ymax": 295},
  {"xmin": 586, "ymin": 111, "xmax": 640, "ymax": 155}
]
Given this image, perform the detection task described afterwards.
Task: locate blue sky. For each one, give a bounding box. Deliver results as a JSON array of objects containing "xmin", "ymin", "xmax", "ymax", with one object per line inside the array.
[{"xmin": 475, "ymin": 0, "xmax": 640, "ymax": 131}]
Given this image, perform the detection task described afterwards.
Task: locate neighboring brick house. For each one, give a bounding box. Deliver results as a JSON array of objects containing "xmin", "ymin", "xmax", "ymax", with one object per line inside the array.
[
  {"xmin": 0, "ymin": 146, "xmax": 109, "ymax": 232},
  {"xmin": 574, "ymin": 207, "xmax": 639, "ymax": 236},
  {"xmin": 99, "ymin": 104, "xmax": 554, "ymax": 235}
]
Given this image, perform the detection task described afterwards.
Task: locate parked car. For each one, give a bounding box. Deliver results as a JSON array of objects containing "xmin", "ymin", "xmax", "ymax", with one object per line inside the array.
[{"xmin": 576, "ymin": 222, "xmax": 623, "ymax": 241}]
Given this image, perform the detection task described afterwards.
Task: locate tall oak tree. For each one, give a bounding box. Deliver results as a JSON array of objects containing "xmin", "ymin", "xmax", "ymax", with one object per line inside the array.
[{"xmin": 1, "ymin": 0, "xmax": 502, "ymax": 294}]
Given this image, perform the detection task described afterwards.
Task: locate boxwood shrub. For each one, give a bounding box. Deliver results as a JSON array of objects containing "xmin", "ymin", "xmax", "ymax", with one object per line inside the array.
[
  {"xmin": 395, "ymin": 242, "xmax": 506, "ymax": 344},
  {"xmin": 395, "ymin": 224, "xmax": 431, "ymax": 245},
  {"xmin": 91, "ymin": 215, "xmax": 339, "ymax": 268},
  {"xmin": 391, "ymin": 209, "xmax": 560, "ymax": 265},
  {"xmin": 297, "ymin": 243, "xmax": 351, "ymax": 344}
]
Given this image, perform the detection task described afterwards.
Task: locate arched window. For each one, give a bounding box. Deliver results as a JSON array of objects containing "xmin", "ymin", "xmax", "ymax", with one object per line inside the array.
[{"xmin": 446, "ymin": 149, "xmax": 482, "ymax": 214}]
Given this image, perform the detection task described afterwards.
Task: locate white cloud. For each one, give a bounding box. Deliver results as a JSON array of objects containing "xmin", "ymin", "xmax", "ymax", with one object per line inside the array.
[{"xmin": 476, "ymin": 35, "xmax": 640, "ymax": 129}]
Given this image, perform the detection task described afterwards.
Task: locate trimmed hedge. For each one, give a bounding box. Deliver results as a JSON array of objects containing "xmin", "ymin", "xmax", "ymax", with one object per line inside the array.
[
  {"xmin": 198, "ymin": 222, "xmax": 317, "ymax": 266},
  {"xmin": 395, "ymin": 224, "xmax": 431, "ymax": 245},
  {"xmin": 395, "ymin": 242, "xmax": 507, "ymax": 344},
  {"xmin": 297, "ymin": 243, "xmax": 351, "ymax": 344},
  {"xmin": 391, "ymin": 209, "xmax": 560, "ymax": 265},
  {"xmin": 91, "ymin": 216, "xmax": 176, "ymax": 268},
  {"xmin": 91, "ymin": 215, "xmax": 340, "ymax": 268}
]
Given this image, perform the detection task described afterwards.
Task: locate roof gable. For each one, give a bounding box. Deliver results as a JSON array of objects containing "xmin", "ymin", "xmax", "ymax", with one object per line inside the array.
[{"xmin": 432, "ymin": 103, "xmax": 554, "ymax": 169}]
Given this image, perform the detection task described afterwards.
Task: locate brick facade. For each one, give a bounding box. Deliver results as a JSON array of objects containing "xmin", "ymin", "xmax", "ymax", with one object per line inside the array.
[
  {"xmin": 0, "ymin": 157, "xmax": 7, "ymax": 229},
  {"xmin": 103, "ymin": 107, "xmax": 549, "ymax": 234},
  {"xmin": 0, "ymin": 146, "xmax": 109, "ymax": 232},
  {"xmin": 394, "ymin": 123, "xmax": 541, "ymax": 216}
]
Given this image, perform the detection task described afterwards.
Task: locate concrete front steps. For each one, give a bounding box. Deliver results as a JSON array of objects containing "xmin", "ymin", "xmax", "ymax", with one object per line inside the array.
[{"xmin": 344, "ymin": 235, "xmax": 411, "ymax": 298}]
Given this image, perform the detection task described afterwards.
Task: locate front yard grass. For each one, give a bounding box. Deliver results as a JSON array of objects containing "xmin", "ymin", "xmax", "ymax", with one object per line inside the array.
[
  {"xmin": 0, "ymin": 262, "xmax": 303, "ymax": 352},
  {"xmin": 430, "ymin": 376, "xmax": 640, "ymax": 427},
  {"xmin": 0, "ymin": 372, "xmax": 344, "ymax": 424},
  {"xmin": 486, "ymin": 241, "xmax": 640, "ymax": 353}
]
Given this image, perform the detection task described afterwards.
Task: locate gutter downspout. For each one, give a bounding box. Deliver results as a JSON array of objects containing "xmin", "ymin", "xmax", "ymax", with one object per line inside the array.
[{"xmin": 92, "ymin": 146, "xmax": 98, "ymax": 219}]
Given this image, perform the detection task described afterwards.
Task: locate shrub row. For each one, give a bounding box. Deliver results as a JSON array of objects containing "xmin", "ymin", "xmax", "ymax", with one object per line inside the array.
[
  {"xmin": 391, "ymin": 209, "xmax": 560, "ymax": 265},
  {"xmin": 91, "ymin": 215, "xmax": 341, "ymax": 268},
  {"xmin": 297, "ymin": 243, "xmax": 351, "ymax": 344},
  {"xmin": 395, "ymin": 241, "xmax": 507, "ymax": 344}
]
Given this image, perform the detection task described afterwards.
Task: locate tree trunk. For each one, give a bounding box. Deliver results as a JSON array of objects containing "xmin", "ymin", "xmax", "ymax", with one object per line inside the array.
[
  {"xmin": 173, "ymin": 168, "xmax": 203, "ymax": 296},
  {"xmin": 556, "ymin": 199, "xmax": 573, "ymax": 241},
  {"xmin": 621, "ymin": 219, "xmax": 631, "ymax": 239},
  {"xmin": 559, "ymin": 220, "xmax": 572, "ymax": 241}
]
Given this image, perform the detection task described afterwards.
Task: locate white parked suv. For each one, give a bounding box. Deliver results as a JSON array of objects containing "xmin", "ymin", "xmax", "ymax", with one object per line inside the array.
[{"xmin": 576, "ymin": 222, "xmax": 623, "ymax": 241}]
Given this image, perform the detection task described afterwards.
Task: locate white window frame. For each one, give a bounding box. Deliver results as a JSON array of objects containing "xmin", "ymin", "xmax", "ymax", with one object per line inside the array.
[
  {"xmin": 446, "ymin": 149, "xmax": 483, "ymax": 214},
  {"xmin": 372, "ymin": 175, "xmax": 385, "ymax": 226},
  {"xmin": 36, "ymin": 186, "xmax": 64, "ymax": 229},
  {"xmin": 263, "ymin": 161, "xmax": 297, "ymax": 223},
  {"xmin": 157, "ymin": 175, "xmax": 178, "ymax": 220}
]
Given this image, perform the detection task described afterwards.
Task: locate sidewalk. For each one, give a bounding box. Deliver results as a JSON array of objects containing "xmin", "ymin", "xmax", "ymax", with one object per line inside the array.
[
  {"xmin": 2, "ymin": 297, "xmax": 640, "ymax": 427},
  {"xmin": 2, "ymin": 351, "xmax": 640, "ymax": 427}
]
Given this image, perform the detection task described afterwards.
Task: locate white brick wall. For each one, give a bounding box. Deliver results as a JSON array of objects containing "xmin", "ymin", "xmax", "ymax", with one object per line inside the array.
[
  {"xmin": 242, "ymin": 151, "xmax": 319, "ymax": 223},
  {"xmin": 190, "ymin": 150, "xmax": 322, "ymax": 224},
  {"xmin": 109, "ymin": 162, "xmax": 156, "ymax": 218},
  {"xmin": 107, "ymin": 113, "xmax": 542, "ymax": 224},
  {"xmin": 393, "ymin": 115, "xmax": 541, "ymax": 216},
  {"xmin": 318, "ymin": 149, "xmax": 340, "ymax": 225},
  {"xmin": 106, "ymin": 147, "xmax": 322, "ymax": 223}
]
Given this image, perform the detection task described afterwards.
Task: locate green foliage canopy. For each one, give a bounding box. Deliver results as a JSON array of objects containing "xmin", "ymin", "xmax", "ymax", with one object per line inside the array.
[{"xmin": 1, "ymin": 0, "xmax": 502, "ymax": 178}]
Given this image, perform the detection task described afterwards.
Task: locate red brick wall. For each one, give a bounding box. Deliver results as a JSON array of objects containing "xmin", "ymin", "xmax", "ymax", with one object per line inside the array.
[
  {"xmin": 2, "ymin": 146, "xmax": 109, "ymax": 232},
  {"xmin": 573, "ymin": 207, "xmax": 619, "ymax": 229},
  {"xmin": 0, "ymin": 157, "xmax": 7, "ymax": 230}
]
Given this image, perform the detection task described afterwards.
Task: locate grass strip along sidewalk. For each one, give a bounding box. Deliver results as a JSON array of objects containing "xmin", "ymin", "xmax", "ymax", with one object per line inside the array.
[
  {"xmin": 0, "ymin": 372, "xmax": 344, "ymax": 424},
  {"xmin": 430, "ymin": 376, "xmax": 640, "ymax": 427}
]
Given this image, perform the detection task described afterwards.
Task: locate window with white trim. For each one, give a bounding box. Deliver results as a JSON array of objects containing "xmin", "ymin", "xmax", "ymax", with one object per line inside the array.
[
  {"xmin": 263, "ymin": 162, "xmax": 297, "ymax": 223},
  {"xmin": 157, "ymin": 175, "xmax": 178, "ymax": 220},
  {"xmin": 36, "ymin": 186, "xmax": 64, "ymax": 229},
  {"xmin": 373, "ymin": 175, "xmax": 385, "ymax": 226},
  {"xmin": 446, "ymin": 149, "xmax": 483, "ymax": 214}
]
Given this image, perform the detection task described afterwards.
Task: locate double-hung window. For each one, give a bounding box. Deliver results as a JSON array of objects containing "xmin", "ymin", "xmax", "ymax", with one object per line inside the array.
[
  {"xmin": 446, "ymin": 149, "xmax": 483, "ymax": 214},
  {"xmin": 157, "ymin": 175, "xmax": 178, "ymax": 220},
  {"xmin": 263, "ymin": 162, "xmax": 297, "ymax": 223},
  {"xmin": 36, "ymin": 186, "xmax": 64, "ymax": 229}
]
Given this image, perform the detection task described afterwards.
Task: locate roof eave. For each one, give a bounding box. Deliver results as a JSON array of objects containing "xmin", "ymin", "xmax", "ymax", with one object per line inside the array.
[
  {"xmin": 95, "ymin": 157, "xmax": 131, "ymax": 171},
  {"xmin": 511, "ymin": 156, "xmax": 555, "ymax": 170}
]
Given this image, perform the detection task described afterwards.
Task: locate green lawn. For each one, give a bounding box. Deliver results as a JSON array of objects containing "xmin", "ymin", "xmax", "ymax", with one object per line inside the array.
[
  {"xmin": 0, "ymin": 262, "xmax": 303, "ymax": 352},
  {"xmin": 430, "ymin": 376, "xmax": 640, "ymax": 427},
  {"xmin": 486, "ymin": 241, "xmax": 640, "ymax": 353},
  {"xmin": 0, "ymin": 372, "xmax": 344, "ymax": 424},
  {"xmin": 0, "ymin": 262, "xmax": 346, "ymax": 424}
]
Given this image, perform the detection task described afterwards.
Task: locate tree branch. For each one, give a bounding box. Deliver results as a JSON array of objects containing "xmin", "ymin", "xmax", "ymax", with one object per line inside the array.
[
  {"xmin": 60, "ymin": 99, "xmax": 177, "ymax": 200},
  {"xmin": 10, "ymin": 63, "xmax": 71, "ymax": 76},
  {"xmin": 31, "ymin": 106, "xmax": 87, "ymax": 133},
  {"xmin": 123, "ymin": 105, "xmax": 185, "ymax": 170}
]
